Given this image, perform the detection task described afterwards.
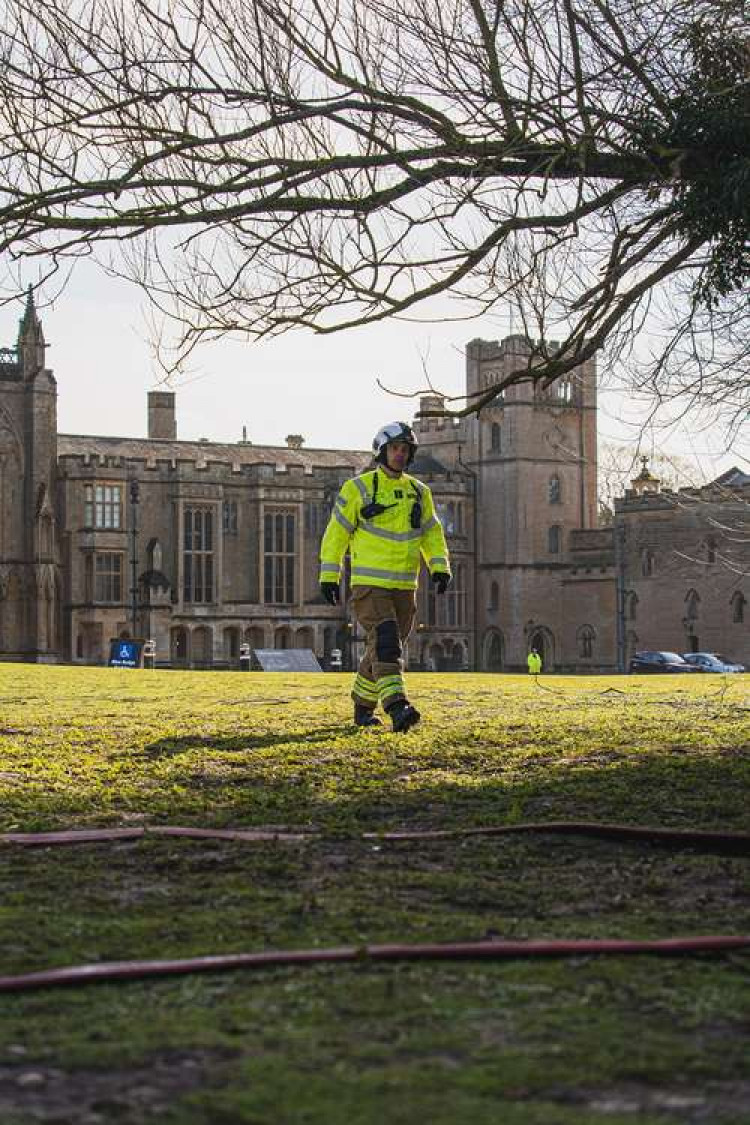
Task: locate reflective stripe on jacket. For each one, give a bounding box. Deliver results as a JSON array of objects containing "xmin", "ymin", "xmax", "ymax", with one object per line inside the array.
[{"xmin": 319, "ymin": 469, "xmax": 451, "ymax": 590}]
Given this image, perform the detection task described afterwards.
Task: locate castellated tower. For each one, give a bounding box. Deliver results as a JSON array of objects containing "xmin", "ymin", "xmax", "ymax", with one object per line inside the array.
[
  {"xmin": 0, "ymin": 291, "xmax": 61, "ymax": 660},
  {"xmin": 411, "ymin": 334, "xmax": 603, "ymax": 671},
  {"xmin": 465, "ymin": 335, "xmax": 599, "ymax": 669},
  {"xmin": 465, "ymin": 335, "xmax": 598, "ymax": 564}
]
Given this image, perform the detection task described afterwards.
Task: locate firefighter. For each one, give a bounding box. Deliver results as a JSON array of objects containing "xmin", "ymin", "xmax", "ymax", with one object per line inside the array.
[{"xmin": 319, "ymin": 421, "xmax": 451, "ymax": 732}]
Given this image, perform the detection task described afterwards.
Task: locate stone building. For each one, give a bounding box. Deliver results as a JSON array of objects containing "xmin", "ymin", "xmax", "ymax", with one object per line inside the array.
[
  {"xmin": 0, "ymin": 293, "xmax": 61, "ymax": 661},
  {"xmin": 614, "ymin": 462, "xmax": 749, "ymax": 668},
  {"xmin": 0, "ymin": 296, "xmax": 747, "ymax": 671},
  {"xmin": 412, "ymin": 335, "xmax": 614, "ymax": 672}
]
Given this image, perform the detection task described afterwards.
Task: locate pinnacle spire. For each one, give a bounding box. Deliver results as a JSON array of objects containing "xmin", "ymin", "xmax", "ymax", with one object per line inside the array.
[
  {"xmin": 17, "ymin": 284, "xmax": 46, "ymax": 369},
  {"xmin": 20, "ymin": 284, "xmax": 38, "ymax": 333}
]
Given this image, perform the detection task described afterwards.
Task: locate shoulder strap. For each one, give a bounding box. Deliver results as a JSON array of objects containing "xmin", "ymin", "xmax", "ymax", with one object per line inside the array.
[{"xmin": 404, "ymin": 474, "xmax": 422, "ymax": 499}]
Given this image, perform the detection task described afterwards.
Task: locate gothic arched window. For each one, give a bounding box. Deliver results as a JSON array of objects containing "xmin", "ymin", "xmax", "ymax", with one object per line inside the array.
[
  {"xmin": 730, "ymin": 591, "xmax": 745, "ymax": 624},
  {"xmin": 577, "ymin": 625, "xmax": 595, "ymax": 659},
  {"xmin": 185, "ymin": 507, "xmax": 215, "ymax": 604},
  {"xmin": 490, "ymin": 423, "xmax": 501, "ymax": 452},
  {"xmin": 548, "ymin": 525, "xmax": 562, "ymax": 554},
  {"xmin": 685, "ymin": 589, "xmax": 700, "ymax": 621},
  {"xmin": 489, "ymin": 581, "xmax": 499, "ymax": 611},
  {"xmin": 548, "ymin": 475, "xmax": 561, "ymax": 504}
]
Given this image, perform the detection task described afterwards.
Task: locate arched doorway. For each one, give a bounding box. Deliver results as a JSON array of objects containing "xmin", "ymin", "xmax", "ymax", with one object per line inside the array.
[
  {"xmin": 484, "ymin": 629, "xmax": 504, "ymax": 672},
  {"xmin": 275, "ymin": 627, "xmax": 291, "ymax": 649},
  {"xmin": 528, "ymin": 627, "xmax": 555, "ymax": 670},
  {"xmin": 295, "ymin": 626, "xmax": 314, "ymax": 649},
  {"xmin": 224, "ymin": 626, "xmax": 240, "ymax": 663},
  {"xmin": 171, "ymin": 626, "xmax": 189, "ymax": 666},
  {"xmin": 77, "ymin": 623, "xmax": 104, "ymax": 664},
  {"xmin": 192, "ymin": 626, "xmax": 213, "ymax": 666},
  {"xmin": 246, "ymin": 626, "xmax": 265, "ymax": 651}
]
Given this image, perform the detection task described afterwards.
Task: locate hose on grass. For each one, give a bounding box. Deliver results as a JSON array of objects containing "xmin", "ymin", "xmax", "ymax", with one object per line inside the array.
[
  {"xmin": 1, "ymin": 935, "xmax": 748, "ymax": 994},
  {"xmin": 530, "ymin": 673, "xmax": 739, "ymax": 703},
  {"xmin": 3, "ymin": 821, "xmax": 750, "ymax": 854}
]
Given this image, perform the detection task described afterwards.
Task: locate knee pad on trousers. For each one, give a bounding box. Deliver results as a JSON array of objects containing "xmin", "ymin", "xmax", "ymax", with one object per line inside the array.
[{"xmin": 376, "ymin": 619, "xmax": 401, "ymax": 664}]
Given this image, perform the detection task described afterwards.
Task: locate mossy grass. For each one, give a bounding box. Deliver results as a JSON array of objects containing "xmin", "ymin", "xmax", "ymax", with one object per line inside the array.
[{"xmin": 1, "ymin": 665, "xmax": 748, "ymax": 1123}]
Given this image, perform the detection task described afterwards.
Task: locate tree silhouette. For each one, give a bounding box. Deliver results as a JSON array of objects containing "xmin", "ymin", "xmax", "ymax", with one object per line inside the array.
[{"xmin": 0, "ymin": 0, "xmax": 746, "ymax": 420}]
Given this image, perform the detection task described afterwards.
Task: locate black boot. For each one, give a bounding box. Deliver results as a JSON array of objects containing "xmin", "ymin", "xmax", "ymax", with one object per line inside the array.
[
  {"xmin": 354, "ymin": 703, "xmax": 382, "ymax": 728},
  {"xmin": 386, "ymin": 700, "xmax": 421, "ymax": 733}
]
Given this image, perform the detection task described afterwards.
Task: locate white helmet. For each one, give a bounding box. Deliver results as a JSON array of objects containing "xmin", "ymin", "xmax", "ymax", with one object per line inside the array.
[{"xmin": 372, "ymin": 421, "xmax": 418, "ymax": 464}]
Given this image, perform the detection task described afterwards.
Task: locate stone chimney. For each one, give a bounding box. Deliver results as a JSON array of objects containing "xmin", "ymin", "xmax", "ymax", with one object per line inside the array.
[
  {"xmin": 147, "ymin": 391, "xmax": 176, "ymax": 440},
  {"xmin": 417, "ymin": 393, "xmax": 445, "ymax": 416},
  {"xmin": 414, "ymin": 393, "xmax": 446, "ymax": 435}
]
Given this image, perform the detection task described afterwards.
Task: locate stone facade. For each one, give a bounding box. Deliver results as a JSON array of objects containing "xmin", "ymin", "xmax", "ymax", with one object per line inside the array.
[
  {"xmin": 1, "ymin": 300, "xmax": 747, "ymax": 671},
  {"xmin": 614, "ymin": 465, "xmax": 749, "ymax": 669},
  {"xmin": 0, "ymin": 293, "xmax": 61, "ymax": 661},
  {"xmin": 411, "ymin": 335, "xmax": 613, "ymax": 671}
]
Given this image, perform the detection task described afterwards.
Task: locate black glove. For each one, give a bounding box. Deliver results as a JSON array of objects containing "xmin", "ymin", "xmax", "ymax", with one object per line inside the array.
[
  {"xmin": 320, "ymin": 582, "xmax": 340, "ymax": 606},
  {"xmin": 432, "ymin": 572, "xmax": 451, "ymax": 595}
]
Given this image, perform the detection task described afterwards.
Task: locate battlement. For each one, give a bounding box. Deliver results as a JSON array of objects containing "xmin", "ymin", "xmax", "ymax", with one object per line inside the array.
[
  {"xmin": 57, "ymin": 434, "xmax": 371, "ymax": 483},
  {"xmin": 466, "ymin": 335, "xmax": 596, "ymax": 412}
]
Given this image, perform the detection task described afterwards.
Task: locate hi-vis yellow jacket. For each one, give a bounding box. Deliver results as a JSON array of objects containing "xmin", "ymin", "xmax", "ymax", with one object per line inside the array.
[{"xmin": 319, "ymin": 468, "xmax": 451, "ymax": 591}]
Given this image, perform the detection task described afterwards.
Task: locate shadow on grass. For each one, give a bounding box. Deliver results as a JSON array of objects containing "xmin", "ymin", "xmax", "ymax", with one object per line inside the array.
[
  {"xmin": 6, "ymin": 727, "xmax": 750, "ymax": 837},
  {"xmin": 139, "ymin": 726, "xmax": 353, "ymax": 759},
  {"xmin": 122, "ymin": 746, "xmax": 750, "ymax": 836}
]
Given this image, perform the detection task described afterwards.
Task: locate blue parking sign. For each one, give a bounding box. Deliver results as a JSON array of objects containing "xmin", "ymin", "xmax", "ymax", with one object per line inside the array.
[{"xmin": 108, "ymin": 639, "xmax": 143, "ymax": 668}]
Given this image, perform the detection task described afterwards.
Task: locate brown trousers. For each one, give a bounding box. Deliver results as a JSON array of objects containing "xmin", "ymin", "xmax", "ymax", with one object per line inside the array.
[{"xmin": 350, "ymin": 585, "xmax": 416, "ymax": 707}]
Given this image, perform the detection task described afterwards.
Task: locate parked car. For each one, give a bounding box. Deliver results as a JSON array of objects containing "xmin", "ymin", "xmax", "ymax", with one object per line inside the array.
[
  {"xmin": 682, "ymin": 652, "xmax": 746, "ymax": 674},
  {"xmin": 629, "ymin": 651, "xmax": 701, "ymax": 674}
]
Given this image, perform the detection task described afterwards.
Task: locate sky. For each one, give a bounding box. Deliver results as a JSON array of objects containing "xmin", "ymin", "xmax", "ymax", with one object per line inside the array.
[{"xmin": 2, "ymin": 260, "xmax": 745, "ymax": 484}]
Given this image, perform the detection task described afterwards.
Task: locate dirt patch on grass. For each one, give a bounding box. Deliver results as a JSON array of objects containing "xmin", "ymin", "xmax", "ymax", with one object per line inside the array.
[
  {"xmin": 573, "ymin": 1080, "xmax": 750, "ymax": 1122},
  {"xmin": 0, "ymin": 1050, "xmax": 231, "ymax": 1124}
]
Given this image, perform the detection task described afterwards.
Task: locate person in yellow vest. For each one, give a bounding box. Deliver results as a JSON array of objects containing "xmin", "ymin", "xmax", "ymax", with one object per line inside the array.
[
  {"xmin": 527, "ymin": 648, "xmax": 542, "ymax": 675},
  {"xmin": 319, "ymin": 422, "xmax": 451, "ymax": 733}
]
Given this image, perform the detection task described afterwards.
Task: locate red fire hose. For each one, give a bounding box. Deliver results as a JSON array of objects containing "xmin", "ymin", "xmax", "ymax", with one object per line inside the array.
[
  {"xmin": 3, "ymin": 820, "xmax": 748, "ymax": 993},
  {"xmin": 1, "ymin": 936, "xmax": 748, "ymax": 994},
  {"xmin": 3, "ymin": 821, "xmax": 750, "ymax": 853}
]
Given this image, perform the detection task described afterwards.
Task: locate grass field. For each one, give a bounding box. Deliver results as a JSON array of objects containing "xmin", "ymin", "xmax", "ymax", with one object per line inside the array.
[{"xmin": 1, "ymin": 664, "xmax": 749, "ymax": 1125}]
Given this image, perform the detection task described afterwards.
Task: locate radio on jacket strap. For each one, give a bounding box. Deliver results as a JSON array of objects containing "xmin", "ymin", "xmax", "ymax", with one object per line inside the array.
[{"xmin": 360, "ymin": 471, "xmax": 423, "ymax": 528}]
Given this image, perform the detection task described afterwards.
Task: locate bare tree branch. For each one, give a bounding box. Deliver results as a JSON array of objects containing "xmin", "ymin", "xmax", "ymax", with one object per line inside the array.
[{"xmin": 0, "ymin": 0, "xmax": 746, "ymax": 426}]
